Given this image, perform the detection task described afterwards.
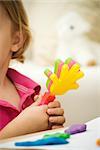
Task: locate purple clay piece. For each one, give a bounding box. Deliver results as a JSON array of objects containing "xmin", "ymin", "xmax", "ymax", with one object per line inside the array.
[{"xmin": 64, "ymin": 124, "xmax": 87, "ymax": 135}]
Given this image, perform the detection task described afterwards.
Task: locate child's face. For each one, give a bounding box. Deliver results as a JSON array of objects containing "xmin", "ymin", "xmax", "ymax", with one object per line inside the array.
[
  {"xmin": 0, "ymin": 6, "xmax": 13, "ymax": 67},
  {"xmin": 0, "ymin": 5, "xmax": 23, "ymax": 68}
]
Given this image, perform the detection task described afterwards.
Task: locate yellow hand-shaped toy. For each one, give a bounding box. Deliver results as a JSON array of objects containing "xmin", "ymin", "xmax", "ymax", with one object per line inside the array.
[{"xmin": 39, "ymin": 58, "xmax": 84, "ymax": 105}]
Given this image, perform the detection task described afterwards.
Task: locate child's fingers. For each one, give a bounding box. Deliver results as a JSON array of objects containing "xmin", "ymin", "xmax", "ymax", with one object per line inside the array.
[
  {"xmin": 34, "ymin": 94, "xmax": 42, "ymax": 102},
  {"xmin": 52, "ymin": 125, "xmax": 64, "ymax": 129},
  {"xmin": 34, "ymin": 95, "xmax": 39, "ymax": 101},
  {"xmin": 33, "ymin": 94, "xmax": 42, "ymax": 106},
  {"xmin": 47, "ymin": 108, "xmax": 64, "ymax": 116},
  {"xmin": 40, "ymin": 105, "xmax": 48, "ymax": 112},
  {"xmin": 49, "ymin": 116, "xmax": 65, "ymax": 124},
  {"xmin": 48, "ymin": 100, "xmax": 61, "ymax": 108}
]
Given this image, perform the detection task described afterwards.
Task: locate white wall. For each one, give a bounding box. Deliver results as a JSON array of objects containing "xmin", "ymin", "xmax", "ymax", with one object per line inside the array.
[{"xmin": 23, "ymin": 0, "xmax": 100, "ymax": 65}]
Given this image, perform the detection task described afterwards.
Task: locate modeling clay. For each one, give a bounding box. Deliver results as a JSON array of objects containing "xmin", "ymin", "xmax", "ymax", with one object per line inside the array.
[
  {"xmin": 65, "ymin": 124, "xmax": 87, "ymax": 135},
  {"xmin": 15, "ymin": 137, "xmax": 68, "ymax": 146},
  {"xmin": 96, "ymin": 138, "xmax": 100, "ymax": 146},
  {"xmin": 43, "ymin": 132, "xmax": 70, "ymax": 139}
]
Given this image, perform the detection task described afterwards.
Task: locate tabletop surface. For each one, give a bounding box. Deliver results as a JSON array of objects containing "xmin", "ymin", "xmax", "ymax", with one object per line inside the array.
[{"xmin": 0, "ymin": 117, "xmax": 99, "ymax": 150}]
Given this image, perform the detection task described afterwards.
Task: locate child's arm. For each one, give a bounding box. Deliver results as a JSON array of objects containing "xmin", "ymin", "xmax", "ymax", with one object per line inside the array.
[{"xmin": 0, "ymin": 103, "xmax": 48, "ymax": 139}]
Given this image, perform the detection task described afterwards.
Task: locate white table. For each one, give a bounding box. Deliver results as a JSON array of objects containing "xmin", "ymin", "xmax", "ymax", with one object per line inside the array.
[{"xmin": 0, "ymin": 117, "xmax": 99, "ymax": 150}]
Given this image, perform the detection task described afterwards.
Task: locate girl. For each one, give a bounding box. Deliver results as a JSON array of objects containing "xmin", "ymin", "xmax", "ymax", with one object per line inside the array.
[{"xmin": 0, "ymin": 0, "xmax": 65, "ymax": 139}]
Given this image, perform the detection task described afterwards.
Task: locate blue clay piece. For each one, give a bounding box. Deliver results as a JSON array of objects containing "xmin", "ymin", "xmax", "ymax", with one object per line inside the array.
[{"xmin": 15, "ymin": 137, "xmax": 68, "ymax": 146}]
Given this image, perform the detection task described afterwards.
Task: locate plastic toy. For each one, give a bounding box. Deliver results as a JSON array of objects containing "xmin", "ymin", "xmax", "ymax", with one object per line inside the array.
[
  {"xmin": 64, "ymin": 124, "xmax": 87, "ymax": 135},
  {"xmin": 39, "ymin": 57, "xmax": 84, "ymax": 105}
]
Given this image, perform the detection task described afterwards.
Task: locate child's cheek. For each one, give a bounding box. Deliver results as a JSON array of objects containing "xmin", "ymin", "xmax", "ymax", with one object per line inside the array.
[{"xmin": 0, "ymin": 30, "xmax": 12, "ymax": 64}]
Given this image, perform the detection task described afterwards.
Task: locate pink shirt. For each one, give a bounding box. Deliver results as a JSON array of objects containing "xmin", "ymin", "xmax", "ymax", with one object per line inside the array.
[{"xmin": 0, "ymin": 68, "xmax": 41, "ymax": 130}]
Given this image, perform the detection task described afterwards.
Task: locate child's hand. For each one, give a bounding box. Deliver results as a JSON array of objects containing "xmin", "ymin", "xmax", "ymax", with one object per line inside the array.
[
  {"xmin": 0, "ymin": 100, "xmax": 49, "ymax": 139},
  {"xmin": 47, "ymin": 100, "xmax": 65, "ymax": 129},
  {"xmin": 19, "ymin": 99, "xmax": 49, "ymax": 133},
  {"xmin": 0, "ymin": 96, "xmax": 49, "ymax": 139}
]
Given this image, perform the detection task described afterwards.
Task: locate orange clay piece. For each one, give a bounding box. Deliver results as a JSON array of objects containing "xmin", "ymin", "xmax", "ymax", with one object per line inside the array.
[{"xmin": 96, "ymin": 139, "xmax": 100, "ymax": 146}]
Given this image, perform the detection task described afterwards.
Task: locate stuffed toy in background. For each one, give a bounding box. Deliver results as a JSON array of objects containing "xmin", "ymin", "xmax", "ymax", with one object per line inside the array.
[
  {"xmin": 23, "ymin": 0, "xmax": 100, "ymax": 66},
  {"xmin": 56, "ymin": 0, "xmax": 100, "ymax": 66}
]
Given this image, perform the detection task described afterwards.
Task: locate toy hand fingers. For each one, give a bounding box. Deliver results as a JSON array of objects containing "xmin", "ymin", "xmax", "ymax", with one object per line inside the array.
[
  {"xmin": 65, "ymin": 58, "xmax": 76, "ymax": 69},
  {"xmin": 60, "ymin": 64, "xmax": 69, "ymax": 80},
  {"xmin": 50, "ymin": 84, "xmax": 57, "ymax": 94},
  {"xmin": 70, "ymin": 63, "xmax": 80, "ymax": 73},
  {"xmin": 71, "ymin": 71, "xmax": 84, "ymax": 83},
  {"xmin": 44, "ymin": 69, "xmax": 52, "ymax": 78},
  {"xmin": 65, "ymin": 57, "xmax": 73, "ymax": 65},
  {"xmin": 49, "ymin": 73, "xmax": 58, "ymax": 84},
  {"xmin": 46, "ymin": 78, "xmax": 52, "ymax": 90},
  {"xmin": 69, "ymin": 63, "xmax": 80, "ymax": 76},
  {"xmin": 61, "ymin": 64, "xmax": 80, "ymax": 82},
  {"xmin": 54, "ymin": 59, "xmax": 64, "ymax": 78},
  {"xmin": 70, "ymin": 83, "xmax": 79, "ymax": 90}
]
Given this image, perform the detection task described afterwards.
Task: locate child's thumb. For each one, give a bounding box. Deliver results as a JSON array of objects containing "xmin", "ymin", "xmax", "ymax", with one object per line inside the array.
[{"xmin": 33, "ymin": 94, "xmax": 42, "ymax": 106}]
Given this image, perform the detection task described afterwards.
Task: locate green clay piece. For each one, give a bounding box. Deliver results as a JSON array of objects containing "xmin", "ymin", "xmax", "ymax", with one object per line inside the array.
[{"xmin": 43, "ymin": 132, "xmax": 70, "ymax": 140}]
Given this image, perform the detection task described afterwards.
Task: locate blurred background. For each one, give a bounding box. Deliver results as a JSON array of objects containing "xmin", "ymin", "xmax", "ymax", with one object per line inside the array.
[
  {"xmin": 11, "ymin": 0, "xmax": 100, "ymax": 125},
  {"xmin": 23, "ymin": 0, "xmax": 100, "ymax": 66}
]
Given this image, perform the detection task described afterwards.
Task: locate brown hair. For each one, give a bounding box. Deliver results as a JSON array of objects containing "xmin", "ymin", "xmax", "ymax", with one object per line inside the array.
[{"xmin": 0, "ymin": 0, "xmax": 31, "ymax": 63}]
